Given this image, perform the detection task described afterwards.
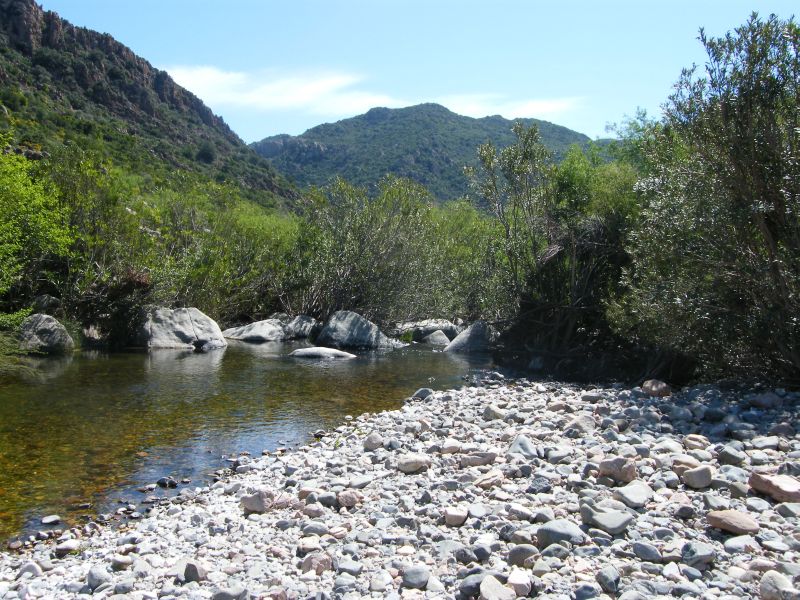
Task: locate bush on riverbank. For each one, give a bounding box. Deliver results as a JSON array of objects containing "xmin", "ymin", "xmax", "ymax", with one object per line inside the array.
[{"xmin": 1, "ymin": 13, "xmax": 797, "ymax": 383}]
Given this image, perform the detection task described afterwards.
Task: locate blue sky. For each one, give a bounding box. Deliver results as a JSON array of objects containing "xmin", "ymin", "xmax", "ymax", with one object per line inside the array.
[{"xmin": 39, "ymin": 1, "xmax": 798, "ymax": 143}]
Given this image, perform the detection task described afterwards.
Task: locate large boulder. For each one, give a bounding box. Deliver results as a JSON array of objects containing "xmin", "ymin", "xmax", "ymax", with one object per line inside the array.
[
  {"xmin": 284, "ymin": 315, "xmax": 321, "ymax": 340},
  {"xmin": 315, "ymin": 311, "xmax": 400, "ymax": 350},
  {"xmin": 443, "ymin": 320, "xmax": 493, "ymax": 353},
  {"xmin": 137, "ymin": 307, "xmax": 226, "ymax": 351},
  {"xmin": 394, "ymin": 319, "xmax": 462, "ymax": 341},
  {"xmin": 18, "ymin": 313, "xmax": 74, "ymax": 354},
  {"xmin": 222, "ymin": 319, "xmax": 286, "ymax": 343}
]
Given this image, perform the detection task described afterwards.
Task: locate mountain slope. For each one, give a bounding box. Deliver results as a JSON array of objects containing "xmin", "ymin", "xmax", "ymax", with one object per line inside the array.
[
  {"xmin": 252, "ymin": 103, "xmax": 603, "ymax": 200},
  {"xmin": 0, "ymin": 0, "xmax": 296, "ymax": 207}
]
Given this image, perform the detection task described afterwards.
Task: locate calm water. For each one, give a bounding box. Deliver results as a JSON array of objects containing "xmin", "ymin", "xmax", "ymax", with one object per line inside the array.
[{"xmin": 0, "ymin": 342, "xmax": 492, "ymax": 539}]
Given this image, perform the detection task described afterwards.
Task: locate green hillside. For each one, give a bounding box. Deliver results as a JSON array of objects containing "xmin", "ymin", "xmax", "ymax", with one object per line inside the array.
[
  {"xmin": 252, "ymin": 103, "xmax": 606, "ymax": 200},
  {"xmin": 0, "ymin": 0, "xmax": 296, "ymax": 208}
]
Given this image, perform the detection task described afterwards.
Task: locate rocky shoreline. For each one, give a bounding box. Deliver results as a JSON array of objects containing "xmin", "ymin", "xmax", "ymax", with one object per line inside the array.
[{"xmin": 1, "ymin": 376, "xmax": 799, "ymax": 599}]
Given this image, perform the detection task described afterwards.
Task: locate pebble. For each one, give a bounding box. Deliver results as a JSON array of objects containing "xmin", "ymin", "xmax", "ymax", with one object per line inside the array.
[{"xmin": 0, "ymin": 378, "xmax": 797, "ymax": 599}]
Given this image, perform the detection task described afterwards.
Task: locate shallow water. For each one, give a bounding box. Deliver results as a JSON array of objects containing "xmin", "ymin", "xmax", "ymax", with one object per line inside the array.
[{"xmin": 0, "ymin": 342, "xmax": 492, "ymax": 539}]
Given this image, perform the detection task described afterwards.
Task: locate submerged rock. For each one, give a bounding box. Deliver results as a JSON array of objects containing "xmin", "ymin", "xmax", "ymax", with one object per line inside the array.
[{"xmin": 289, "ymin": 347, "xmax": 356, "ymax": 359}]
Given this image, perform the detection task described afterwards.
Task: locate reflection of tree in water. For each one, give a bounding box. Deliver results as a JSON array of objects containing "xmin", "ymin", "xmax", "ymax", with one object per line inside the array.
[{"xmin": 0, "ymin": 344, "xmax": 492, "ymax": 538}]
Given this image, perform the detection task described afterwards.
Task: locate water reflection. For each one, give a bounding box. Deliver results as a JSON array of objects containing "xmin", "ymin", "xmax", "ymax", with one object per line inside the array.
[{"xmin": 0, "ymin": 343, "xmax": 492, "ymax": 538}]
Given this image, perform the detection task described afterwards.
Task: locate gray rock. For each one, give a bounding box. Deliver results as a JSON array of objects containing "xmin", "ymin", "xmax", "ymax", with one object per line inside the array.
[
  {"xmin": 574, "ymin": 582, "xmax": 602, "ymax": 600},
  {"xmin": 211, "ymin": 586, "xmax": 249, "ymax": 600},
  {"xmin": 316, "ymin": 310, "xmax": 400, "ymax": 349},
  {"xmin": 54, "ymin": 539, "xmax": 81, "ymax": 556},
  {"xmin": 337, "ymin": 558, "xmax": 363, "ymax": 576},
  {"xmin": 507, "ymin": 544, "xmax": 538, "ymax": 567},
  {"xmin": 222, "ymin": 319, "xmax": 286, "ymax": 342},
  {"xmin": 284, "ymin": 315, "xmax": 320, "ymax": 339},
  {"xmin": 16, "ymin": 561, "xmax": 43, "ymax": 579},
  {"xmin": 596, "ymin": 566, "xmax": 620, "ymax": 594},
  {"xmin": 86, "ymin": 565, "xmax": 111, "ymax": 591},
  {"xmin": 632, "ymin": 541, "xmax": 662, "ymax": 563},
  {"xmin": 480, "ymin": 575, "xmax": 516, "ymax": 600},
  {"xmin": 536, "ymin": 519, "xmax": 586, "ymax": 548},
  {"xmin": 723, "ymin": 535, "xmax": 759, "ymax": 554},
  {"xmin": 681, "ymin": 541, "xmax": 716, "ymax": 568},
  {"xmin": 508, "ymin": 434, "xmax": 539, "ymax": 459},
  {"xmin": 682, "ymin": 464, "xmax": 714, "ymax": 489},
  {"xmin": 40, "ymin": 514, "xmax": 60, "ymax": 525},
  {"xmin": 183, "ymin": 560, "xmax": 208, "ymax": 583},
  {"xmin": 289, "ymin": 347, "xmax": 357, "ymax": 359},
  {"xmin": 483, "ymin": 404, "xmax": 506, "ymax": 421},
  {"xmin": 137, "ymin": 307, "xmax": 226, "ymax": 350},
  {"xmin": 19, "ymin": 314, "xmax": 74, "ymax": 354},
  {"xmin": 760, "ymin": 570, "xmax": 797, "ymax": 600},
  {"xmin": 613, "ymin": 480, "xmax": 653, "ymax": 508},
  {"xmin": 421, "ymin": 330, "xmax": 451, "ymax": 345},
  {"xmin": 580, "ymin": 502, "xmax": 635, "ymax": 535},
  {"xmin": 363, "ymin": 431, "xmax": 384, "ymax": 451},
  {"xmin": 394, "ymin": 318, "xmax": 461, "ymax": 341},
  {"xmin": 443, "ymin": 320, "xmax": 493, "ymax": 353},
  {"xmin": 402, "ymin": 565, "xmax": 430, "ymax": 589},
  {"xmin": 412, "ymin": 387, "xmax": 434, "ymax": 400},
  {"xmin": 370, "ymin": 570, "xmax": 394, "ymax": 592},
  {"xmin": 397, "ymin": 453, "xmax": 431, "ymax": 473}
]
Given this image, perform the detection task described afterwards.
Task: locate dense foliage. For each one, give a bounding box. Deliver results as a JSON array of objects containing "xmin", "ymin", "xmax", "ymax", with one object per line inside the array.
[
  {"xmin": 611, "ymin": 13, "xmax": 800, "ymax": 380},
  {"xmin": 252, "ymin": 103, "xmax": 607, "ymax": 201},
  {"xmin": 2, "ymin": 8, "xmax": 798, "ymax": 384}
]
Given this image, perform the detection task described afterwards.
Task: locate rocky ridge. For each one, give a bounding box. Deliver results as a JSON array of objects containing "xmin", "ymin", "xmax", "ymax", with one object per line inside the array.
[{"xmin": 1, "ymin": 378, "xmax": 799, "ymax": 599}]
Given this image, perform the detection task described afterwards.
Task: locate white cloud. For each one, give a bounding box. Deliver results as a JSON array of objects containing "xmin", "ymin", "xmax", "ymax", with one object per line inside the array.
[
  {"xmin": 165, "ymin": 65, "xmax": 408, "ymax": 116},
  {"xmin": 433, "ymin": 93, "xmax": 583, "ymax": 121},
  {"xmin": 164, "ymin": 65, "xmax": 582, "ymax": 124}
]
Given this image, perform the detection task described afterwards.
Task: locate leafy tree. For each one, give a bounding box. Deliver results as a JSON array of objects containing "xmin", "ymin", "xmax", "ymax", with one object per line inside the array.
[
  {"xmin": 612, "ymin": 13, "xmax": 800, "ymax": 378},
  {"xmin": 0, "ymin": 141, "xmax": 72, "ymax": 301}
]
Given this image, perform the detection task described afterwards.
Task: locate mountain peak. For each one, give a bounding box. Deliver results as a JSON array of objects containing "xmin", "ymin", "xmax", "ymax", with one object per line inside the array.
[{"xmin": 252, "ymin": 105, "xmax": 594, "ymax": 200}]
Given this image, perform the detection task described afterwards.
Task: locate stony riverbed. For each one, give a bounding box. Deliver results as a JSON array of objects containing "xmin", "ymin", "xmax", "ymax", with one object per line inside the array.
[{"xmin": 1, "ymin": 375, "xmax": 799, "ymax": 599}]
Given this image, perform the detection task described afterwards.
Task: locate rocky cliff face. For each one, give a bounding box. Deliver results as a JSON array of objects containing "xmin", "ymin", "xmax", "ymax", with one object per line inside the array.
[
  {"xmin": 0, "ymin": 0, "xmax": 239, "ymax": 143},
  {"xmin": 0, "ymin": 0, "xmax": 295, "ymax": 203}
]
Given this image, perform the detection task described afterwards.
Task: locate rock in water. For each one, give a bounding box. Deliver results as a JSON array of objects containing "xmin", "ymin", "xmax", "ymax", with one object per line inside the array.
[
  {"xmin": 137, "ymin": 307, "xmax": 226, "ymax": 350},
  {"xmin": 18, "ymin": 313, "xmax": 74, "ymax": 354},
  {"xmin": 421, "ymin": 329, "xmax": 451, "ymax": 345},
  {"xmin": 289, "ymin": 347, "xmax": 356, "ymax": 359},
  {"xmin": 222, "ymin": 319, "xmax": 285, "ymax": 342},
  {"xmin": 394, "ymin": 318, "xmax": 462, "ymax": 341},
  {"xmin": 315, "ymin": 310, "xmax": 400, "ymax": 349},
  {"xmin": 443, "ymin": 320, "xmax": 493, "ymax": 353},
  {"xmin": 283, "ymin": 315, "xmax": 320, "ymax": 339}
]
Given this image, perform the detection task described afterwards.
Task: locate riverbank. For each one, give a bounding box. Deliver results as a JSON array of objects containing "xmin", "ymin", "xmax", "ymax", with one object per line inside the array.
[{"xmin": 1, "ymin": 376, "xmax": 799, "ymax": 599}]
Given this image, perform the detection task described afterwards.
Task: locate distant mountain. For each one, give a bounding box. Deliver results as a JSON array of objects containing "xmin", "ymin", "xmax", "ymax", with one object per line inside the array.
[
  {"xmin": 0, "ymin": 0, "xmax": 296, "ymax": 207},
  {"xmin": 252, "ymin": 103, "xmax": 604, "ymax": 200}
]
